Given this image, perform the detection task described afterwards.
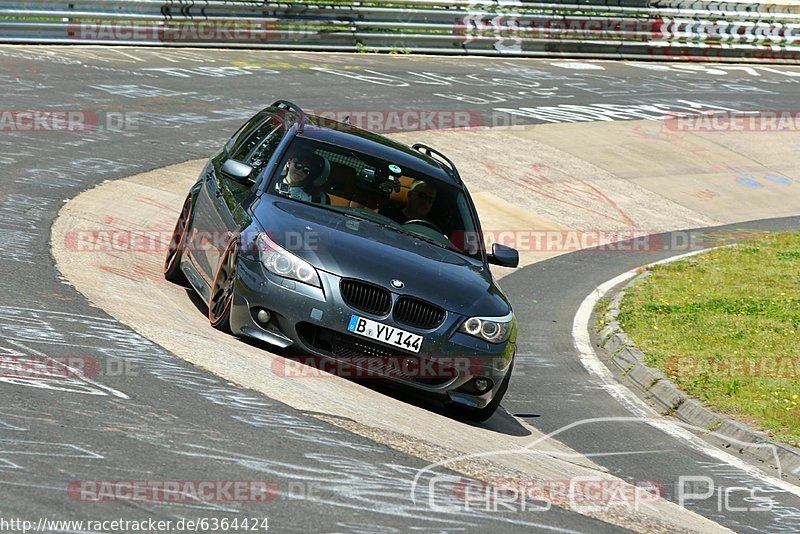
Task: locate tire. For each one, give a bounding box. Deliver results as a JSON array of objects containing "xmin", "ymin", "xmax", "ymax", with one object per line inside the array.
[
  {"xmin": 455, "ymin": 359, "xmax": 514, "ymax": 423},
  {"xmin": 163, "ymin": 195, "xmax": 192, "ymax": 285},
  {"xmin": 208, "ymin": 238, "xmax": 240, "ymax": 333}
]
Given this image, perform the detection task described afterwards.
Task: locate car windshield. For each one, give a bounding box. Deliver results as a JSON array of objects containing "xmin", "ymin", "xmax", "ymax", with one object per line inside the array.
[{"xmin": 268, "ymin": 138, "xmax": 482, "ymax": 258}]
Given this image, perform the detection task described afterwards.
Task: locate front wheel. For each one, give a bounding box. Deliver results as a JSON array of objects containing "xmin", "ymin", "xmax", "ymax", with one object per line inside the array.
[
  {"xmin": 208, "ymin": 238, "xmax": 240, "ymax": 333},
  {"xmin": 163, "ymin": 195, "xmax": 192, "ymax": 285}
]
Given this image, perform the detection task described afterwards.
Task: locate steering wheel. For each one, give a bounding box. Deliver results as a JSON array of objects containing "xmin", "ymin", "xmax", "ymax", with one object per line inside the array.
[{"xmin": 403, "ymin": 219, "xmax": 444, "ymax": 234}]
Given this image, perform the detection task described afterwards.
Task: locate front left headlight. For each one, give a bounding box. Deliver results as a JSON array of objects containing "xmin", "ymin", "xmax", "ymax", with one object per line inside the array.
[
  {"xmin": 256, "ymin": 232, "xmax": 321, "ymax": 288},
  {"xmin": 459, "ymin": 312, "xmax": 514, "ymax": 344}
]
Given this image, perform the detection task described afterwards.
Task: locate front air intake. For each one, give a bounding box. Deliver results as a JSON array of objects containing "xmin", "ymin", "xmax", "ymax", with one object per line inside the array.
[
  {"xmin": 393, "ymin": 296, "xmax": 446, "ymax": 329},
  {"xmin": 340, "ymin": 279, "xmax": 391, "ymax": 316}
]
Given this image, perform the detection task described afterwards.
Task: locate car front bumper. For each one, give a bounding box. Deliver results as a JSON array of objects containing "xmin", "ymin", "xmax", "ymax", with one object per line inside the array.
[{"xmin": 229, "ymin": 256, "xmax": 515, "ymax": 409}]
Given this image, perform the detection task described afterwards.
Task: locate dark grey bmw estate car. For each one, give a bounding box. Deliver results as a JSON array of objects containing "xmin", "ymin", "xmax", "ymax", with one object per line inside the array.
[{"xmin": 164, "ymin": 101, "xmax": 519, "ymax": 421}]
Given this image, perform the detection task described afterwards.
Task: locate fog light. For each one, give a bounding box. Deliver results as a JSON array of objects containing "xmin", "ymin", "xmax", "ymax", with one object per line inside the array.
[
  {"xmin": 256, "ymin": 309, "xmax": 271, "ymax": 324},
  {"xmin": 474, "ymin": 376, "xmax": 492, "ymax": 393}
]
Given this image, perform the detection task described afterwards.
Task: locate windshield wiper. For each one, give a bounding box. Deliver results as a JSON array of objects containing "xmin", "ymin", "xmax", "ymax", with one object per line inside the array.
[
  {"xmin": 339, "ymin": 212, "xmax": 454, "ymax": 251},
  {"xmin": 339, "ymin": 211, "xmax": 367, "ymax": 221},
  {"xmin": 373, "ymin": 221, "xmax": 453, "ymax": 250}
]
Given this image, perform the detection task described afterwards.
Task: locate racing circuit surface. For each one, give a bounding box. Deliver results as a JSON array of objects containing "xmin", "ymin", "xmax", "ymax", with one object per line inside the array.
[{"xmin": 3, "ymin": 46, "xmax": 800, "ymax": 532}]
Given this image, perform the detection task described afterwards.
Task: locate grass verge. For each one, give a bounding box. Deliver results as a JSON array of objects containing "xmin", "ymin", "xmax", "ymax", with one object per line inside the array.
[{"xmin": 618, "ymin": 232, "xmax": 800, "ymax": 446}]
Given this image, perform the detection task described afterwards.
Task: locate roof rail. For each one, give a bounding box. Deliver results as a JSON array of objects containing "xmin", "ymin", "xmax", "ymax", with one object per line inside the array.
[
  {"xmin": 271, "ymin": 100, "xmax": 308, "ymax": 131},
  {"xmin": 412, "ymin": 143, "xmax": 462, "ymax": 184}
]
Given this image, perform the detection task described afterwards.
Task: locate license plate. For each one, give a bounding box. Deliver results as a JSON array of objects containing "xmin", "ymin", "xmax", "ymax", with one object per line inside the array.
[{"xmin": 347, "ymin": 315, "xmax": 423, "ymax": 353}]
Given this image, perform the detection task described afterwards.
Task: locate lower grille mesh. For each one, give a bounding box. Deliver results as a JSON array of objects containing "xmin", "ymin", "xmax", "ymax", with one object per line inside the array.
[{"xmin": 297, "ymin": 322, "xmax": 454, "ymax": 385}]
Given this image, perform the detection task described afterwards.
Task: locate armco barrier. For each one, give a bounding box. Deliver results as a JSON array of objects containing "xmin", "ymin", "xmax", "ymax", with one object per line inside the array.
[{"xmin": 3, "ymin": 0, "xmax": 800, "ymax": 63}]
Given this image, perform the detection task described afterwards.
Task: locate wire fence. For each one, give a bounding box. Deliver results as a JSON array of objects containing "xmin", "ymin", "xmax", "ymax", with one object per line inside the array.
[{"xmin": 3, "ymin": 0, "xmax": 800, "ymax": 62}]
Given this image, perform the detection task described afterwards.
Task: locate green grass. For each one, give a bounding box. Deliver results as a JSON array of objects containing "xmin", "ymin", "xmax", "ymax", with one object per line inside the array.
[{"xmin": 618, "ymin": 232, "xmax": 800, "ymax": 446}]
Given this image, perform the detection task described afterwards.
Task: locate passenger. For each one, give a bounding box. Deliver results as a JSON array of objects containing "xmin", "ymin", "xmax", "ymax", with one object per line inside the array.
[{"xmin": 382, "ymin": 180, "xmax": 437, "ymax": 223}]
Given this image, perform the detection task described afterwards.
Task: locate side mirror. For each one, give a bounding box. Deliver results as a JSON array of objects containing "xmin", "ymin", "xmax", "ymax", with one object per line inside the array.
[
  {"xmin": 220, "ymin": 159, "xmax": 254, "ymax": 185},
  {"xmin": 489, "ymin": 243, "xmax": 519, "ymax": 268}
]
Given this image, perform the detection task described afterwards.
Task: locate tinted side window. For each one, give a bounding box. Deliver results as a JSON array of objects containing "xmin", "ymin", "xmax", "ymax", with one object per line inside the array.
[
  {"xmin": 224, "ymin": 111, "xmax": 268, "ymax": 155},
  {"xmin": 223, "ymin": 123, "xmax": 248, "ymax": 154},
  {"xmin": 243, "ymin": 118, "xmax": 285, "ymax": 179},
  {"xmin": 230, "ymin": 116, "xmax": 280, "ymax": 164}
]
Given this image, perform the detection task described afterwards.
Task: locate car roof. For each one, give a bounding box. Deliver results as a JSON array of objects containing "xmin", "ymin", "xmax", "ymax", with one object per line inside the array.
[{"xmin": 271, "ymin": 107, "xmax": 461, "ymax": 187}]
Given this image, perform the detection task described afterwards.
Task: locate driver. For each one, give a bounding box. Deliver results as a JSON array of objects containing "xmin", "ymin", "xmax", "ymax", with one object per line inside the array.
[
  {"xmin": 382, "ymin": 179, "xmax": 437, "ymax": 223},
  {"xmin": 275, "ymin": 148, "xmax": 330, "ymax": 204}
]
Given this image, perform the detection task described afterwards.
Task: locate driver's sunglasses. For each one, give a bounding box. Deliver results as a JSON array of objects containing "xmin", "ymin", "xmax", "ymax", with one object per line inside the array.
[
  {"xmin": 293, "ymin": 161, "xmax": 312, "ymax": 175},
  {"xmin": 411, "ymin": 190, "xmax": 436, "ymax": 203}
]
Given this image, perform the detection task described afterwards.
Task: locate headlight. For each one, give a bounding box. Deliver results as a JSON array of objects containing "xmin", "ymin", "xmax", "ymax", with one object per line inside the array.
[
  {"xmin": 459, "ymin": 312, "xmax": 514, "ymax": 343},
  {"xmin": 256, "ymin": 232, "xmax": 321, "ymax": 288}
]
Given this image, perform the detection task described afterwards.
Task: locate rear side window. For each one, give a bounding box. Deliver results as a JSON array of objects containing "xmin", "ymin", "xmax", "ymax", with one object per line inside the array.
[
  {"xmin": 223, "ymin": 123, "xmax": 248, "ymax": 154},
  {"xmin": 224, "ymin": 111, "xmax": 268, "ymax": 155},
  {"xmin": 242, "ymin": 118, "xmax": 285, "ymax": 178},
  {"xmin": 230, "ymin": 117, "xmax": 272, "ymax": 160}
]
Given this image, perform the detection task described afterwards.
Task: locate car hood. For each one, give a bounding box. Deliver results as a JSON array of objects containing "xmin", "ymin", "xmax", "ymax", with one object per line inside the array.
[{"xmin": 254, "ymin": 199, "xmax": 510, "ymax": 316}]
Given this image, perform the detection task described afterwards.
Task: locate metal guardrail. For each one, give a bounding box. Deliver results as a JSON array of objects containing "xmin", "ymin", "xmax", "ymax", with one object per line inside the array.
[{"xmin": 3, "ymin": 0, "xmax": 800, "ymax": 62}]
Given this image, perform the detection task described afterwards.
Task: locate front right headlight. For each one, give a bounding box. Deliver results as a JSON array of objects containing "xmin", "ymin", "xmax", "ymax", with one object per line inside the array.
[
  {"xmin": 256, "ymin": 232, "xmax": 321, "ymax": 288},
  {"xmin": 459, "ymin": 312, "xmax": 514, "ymax": 343}
]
